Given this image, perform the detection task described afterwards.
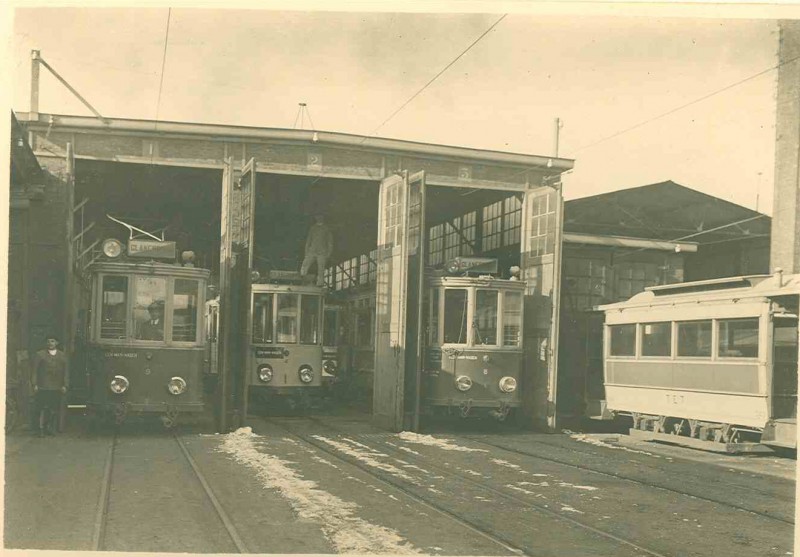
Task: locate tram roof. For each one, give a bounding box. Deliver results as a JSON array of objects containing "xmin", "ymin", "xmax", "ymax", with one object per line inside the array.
[
  {"xmin": 16, "ymin": 111, "xmax": 574, "ymax": 171},
  {"xmin": 599, "ymin": 272, "xmax": 800, "ymax": 311},
  {"xmin": 89, "ymin": 260, "xmax": 211, "ymax": 279}
]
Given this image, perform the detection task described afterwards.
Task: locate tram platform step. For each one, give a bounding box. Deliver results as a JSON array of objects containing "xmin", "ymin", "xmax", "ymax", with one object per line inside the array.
[
  {"xmin": 628, "ymin": 428, "xmax": 772, "ymax": 454},
  {"xmin": 761, "ymin": 419, "xmax": 797, "ymax": 450}
]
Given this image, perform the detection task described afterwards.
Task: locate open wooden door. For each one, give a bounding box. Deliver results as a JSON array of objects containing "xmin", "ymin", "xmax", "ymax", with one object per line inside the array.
[
  {"xmin": 372, "ymin": 170, "xmax": 427, "ymax": 432},
  {"xmin": 235, "ymin": 158, "xmax": 257, "ymax": 425},
  {"xmin": 519, "ymin": 177, "xmax": 564, "ymax": 431},
  {"xmin": 217, "ymin": 156, "xmax": 235, "ymax": 432}
]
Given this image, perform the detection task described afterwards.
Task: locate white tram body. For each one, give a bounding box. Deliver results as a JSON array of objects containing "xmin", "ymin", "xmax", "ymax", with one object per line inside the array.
[
  {"xmin": 600, "ymin": 272, "xmax": 798, "ymax": 449},
  {"xmin": 248, "ymin": 282, "xmax": 324, "ymax": 394}
]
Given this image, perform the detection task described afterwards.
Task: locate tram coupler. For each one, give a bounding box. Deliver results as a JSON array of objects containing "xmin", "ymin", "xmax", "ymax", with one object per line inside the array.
[
  {"xmin": 459, "ymin": 399, "xmax": 473, "ymax": 418},
  {"xmin": 488, "ymin": 402, "xmax": 510, "ymax": 422},
  {"xmin": 162, "ymin": 406, "xmax": 180, "ymax": 428}
]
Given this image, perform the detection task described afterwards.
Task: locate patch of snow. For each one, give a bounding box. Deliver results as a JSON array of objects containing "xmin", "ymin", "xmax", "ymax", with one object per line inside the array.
[
  {"xmin": 282, "ymin": 437, "xmax": 300, "ymax": 445},
  {"xmin": 491, "ymin": 458, "xmax": 522, "ymax": 470},
  {"xmin": 311, "ymin": 455, "xmax": 340, "ymax": 469},
  {"xmin": 556, "ymin": 482, "xmax": 598, "ymax": 491},
  {"xmin": 530, "ymin": 473, "xmax": 549, "ymax": 477},
  {"xmin": 313, "ymin": 436, "xmax": 420, "ymax": 483},
  {"xmin": 462, "ymin": 469, "xmax": 484, "ymax": 477},
  {"xmin": 570, "ymin": 433, "xmax": 661, "ymax": 458},
  {"xmin": 506, "ymin": 484, "xmax": 536, "ymax": 496},
  {"xmin": 219, "ymin": 429, "xmax": 419, "ymax": 554},
  {"xmin": 397, "ymin": 432, "xmax": 488, "ymax": 452},
  {"xmin": 518, "ymin": 481, "xmax": 550, "ymax": 487},
  {"xmin": 560, "ymin": 505, "xmax": 584, "ymax": 514}
]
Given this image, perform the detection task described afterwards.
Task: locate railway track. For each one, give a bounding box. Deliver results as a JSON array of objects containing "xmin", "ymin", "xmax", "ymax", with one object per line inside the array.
[
  {"xmin": 91, "ymin": 429, "xmax": 247, "ymax": 552},
  {"xmin": 462, "ymin": 434, "xmax": 795, "ymax": 525},
  {"xmin": 264, "ymin": 416, "xmax": 671, "ymax": 557}
]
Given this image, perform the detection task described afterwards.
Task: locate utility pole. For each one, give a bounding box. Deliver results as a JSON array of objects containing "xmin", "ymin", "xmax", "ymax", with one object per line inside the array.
[
  {"xmin": 553, "ymin": 117, "xmax": 562, "ymax": 158},
  {"xmin": 30, "ymin": 50, "xmax": 40, "ymax": 118}
]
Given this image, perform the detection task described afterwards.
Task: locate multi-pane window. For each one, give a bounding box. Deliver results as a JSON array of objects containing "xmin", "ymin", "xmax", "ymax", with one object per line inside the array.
[
  {"xmin": 443, "ymin": 212, "xmax": 476, "ymax": 262},
  {"xmin": 503, "ymin": 195, "xmax": 523, "ymax": 246},
  {"xmin": 474, "ymin": 290, "xmax": 498, "ymax": 346},
  {"xmin": 718, "ymin": 318, "xmax": 759, "ymax": 358},
  {"xmin": 482, "ymin": 200, "xmax": 503, "ymax": 252},
  {"xmin": 641, "ymin": 322, "xmax": 671, "ymax": 357},
  {"xmin": 615, "ymin": 262, "xmax": 660, "ymax": 301},
  {"xmin": 677, "ymin": 320, "xmax": 712, "ymax": 357},
  {"xmin": 564, "ymin": 257, "xmax": 608, "ymax": 311},
  {"xmin": 100, "ymin": 275, "xmax": 128, "ymax": 340},
  {"xmin": 172, "ymin": 279, "xmax": 200, "ymax": 342},
  {"xmin": 382, "ymin": 181, "xmax": 403, "ymax": 248},
  {"xmin": 526, "ymin": 190, "xmax": 557, "ymax": 258},
  {"xmin": 502, "ymin": 291, "xmax": 522, "ymax": 347},
  {"xmin": 252, "ymin": 293, "xmax": 274, "ymax": 343},
  {"xmin": 609, "ymin": 324, "xmax": 636, "ymax": 356},
  {"xmin": 443, "ymin": 289, "xmax": 469, "ymax": 344},
  {"xmin": 428, "ymin": 223, "xmax": 445, "ymax": 266}
]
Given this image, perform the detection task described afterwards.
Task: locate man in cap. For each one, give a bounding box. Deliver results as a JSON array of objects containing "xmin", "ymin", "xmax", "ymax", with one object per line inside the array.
[
  {"xmin": 31, "ymin": 334, "xmax": 68, "ymax": 437},
  {"xmin": 300, "ymin": 213, "xmax": 334, "ymax": 287},
  {"xmin": 139, "ymin": 300, "xmax": 166, "ymax": 341}
]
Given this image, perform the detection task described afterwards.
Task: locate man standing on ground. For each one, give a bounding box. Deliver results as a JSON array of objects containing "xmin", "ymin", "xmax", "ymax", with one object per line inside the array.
[
  {"xmin": 32, "ymin": 334, "xmax": 68, "ymax": 437},
  {"xmin": 300, "ymin": 214, "xmax": 333, "ymax": 286}
]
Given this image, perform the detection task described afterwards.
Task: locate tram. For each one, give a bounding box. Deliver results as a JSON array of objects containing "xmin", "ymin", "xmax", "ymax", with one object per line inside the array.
[
  {"xmin": 600, "ymin": 271, "xmax": 798, "ymax": 451},
  {"xmin": 85, "ymin": 236, "xmax": 210, "ymax": 427},
  {"xmin": 322, "ymin": 303, "xmax": 343, "ymax": 387},
  {"xmin": 248, "ymin": 271, "xmax": 325, "ymax": 408},
  {"xmin": 422, "ymin": 258, "xmax": 525, "ymax": 420}
]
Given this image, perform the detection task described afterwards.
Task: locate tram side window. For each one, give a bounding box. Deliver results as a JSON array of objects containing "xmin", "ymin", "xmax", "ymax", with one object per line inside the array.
[
  {"xmin": 609, "ymin": 324, "xmax": 636, "ymax": 357},
  {"xmin": 474, "ymin": 290, "xmax": 498, "ymax": 345},
  {"xmin": 173, "ymin": 279, "xmax": 200, "ymax": 342},
  {"xmin": 503, "ymin": 291, "xmax": 522, "ymax": 347},
  {"xmin": 134, "ymin": 277, "xmax": 167, "ymax": 342},
  {"xmin": 100, "ymin": 275, "xmax": 128, "ymax": 340},
  {"xmin": 718, "ymin": 318, "xmax": 759, "ymax": 358},
  {"xmin": 641, "ymin": 322, "xmax": 671, "ymax": 357},
  {"xmin": 300, "ymin": 295, "xmax": 321, "ymax": 345},
  {"xmin": 443, "ymin": 289, "xmax": 468, "ymax": 344},
  {"xmin": 677, "ymin": 320, "xmax": 712, "ymax": 358},
  {"xmin": 253, "ymin": 294, "xmax": 274, "ymax": 343},
  {"xmin": 277, "ymin": 293, "xmax": 299, "ymax": 343}
]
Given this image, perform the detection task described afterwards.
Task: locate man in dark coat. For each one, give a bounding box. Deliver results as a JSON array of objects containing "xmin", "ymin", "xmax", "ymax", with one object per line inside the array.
[
  {"xmin": 139, "ymin": 301, "xmax": 166, "ymax": 341},
  {"xmin": 32, "ymin": 334, "xmax": 68, "ymax": 437}
]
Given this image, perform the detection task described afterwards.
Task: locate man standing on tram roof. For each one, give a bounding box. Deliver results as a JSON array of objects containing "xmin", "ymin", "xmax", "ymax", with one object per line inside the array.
[
  {"xmin": 300, "ymin": 213, "xmax": 333, "ymax": 287},
  {"xmin": 139, "ymin": 300, "xmax": 166, "ymax": 341},
  {"xmin": 32, "ymin": 334, "xmax": 68, "ymax": 437}
]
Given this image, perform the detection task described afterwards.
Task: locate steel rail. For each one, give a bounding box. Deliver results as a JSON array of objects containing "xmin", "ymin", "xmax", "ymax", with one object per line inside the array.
[
  {"xmin": 173, "ymin": 433, "xmax": 249, "ymax": 553},
  {"xmin": 262, "ymin": 416, "xmax": 528, "ymax": 557},
  {"xmin": 91, "ymin": 433, "xmax": 116, "ymax": 551},
  {"xmin": 465, "ymin": 434, "xmax": 795, "ymax": 526}
]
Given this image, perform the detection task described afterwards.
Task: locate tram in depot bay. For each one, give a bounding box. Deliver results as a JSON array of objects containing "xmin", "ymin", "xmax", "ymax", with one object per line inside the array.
[
  {"xmin": 85, "ymin": 236, "xmax": 210, "ymax": 427},
  {"xmin": 247, "ymin": 271, "xmax": 325, "ymax": 407},
  {"xmin": 600, "ymin": 271, "xmax": 799, "ymax": 451}
]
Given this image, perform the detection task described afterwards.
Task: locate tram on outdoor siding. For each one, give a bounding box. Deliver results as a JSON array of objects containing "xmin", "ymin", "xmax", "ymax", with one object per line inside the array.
[
  {"xmin": 86, "ymin": 237, "xmax": 210, "ymax": 427},
  {"xmin": 247, "ymin": 272, "xmax": 325, "ymax": 407},
  {"xmin": 422, "ymin": 258, "xmax": 525, "ymax": 420},
  {"xmin": 600, "ymin": 271, "xmax": 798, "ymax": 451}
]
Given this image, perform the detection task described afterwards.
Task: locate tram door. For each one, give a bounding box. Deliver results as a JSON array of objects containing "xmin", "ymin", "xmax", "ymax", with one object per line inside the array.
[
  {"xmin": 373, "ymin": 170, "xmax": 426, "ymax": 432},
  {"xmin": 772, "ymin": 315, "xmax": 798, "ymax": 419}
]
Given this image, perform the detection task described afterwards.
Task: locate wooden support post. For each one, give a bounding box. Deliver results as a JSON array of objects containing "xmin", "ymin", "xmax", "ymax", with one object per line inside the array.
[{"xmin": 30, "ymin": 50, "xmax": 40, "ymax": 118}]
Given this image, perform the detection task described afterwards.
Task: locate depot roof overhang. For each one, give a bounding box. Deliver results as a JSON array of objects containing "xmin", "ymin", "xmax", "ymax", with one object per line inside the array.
[{"xmin": 16, "ymin": 112, "xmax": 574, "ymax": 173}]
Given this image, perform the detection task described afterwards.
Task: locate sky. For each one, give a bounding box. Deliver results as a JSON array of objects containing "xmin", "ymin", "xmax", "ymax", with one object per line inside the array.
[{"xmin": 7, "ymin": 4, "xmax": 792, "ymax": 215}]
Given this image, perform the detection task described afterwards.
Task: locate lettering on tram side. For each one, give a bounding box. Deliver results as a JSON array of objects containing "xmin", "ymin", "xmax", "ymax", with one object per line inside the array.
[
  {"xmin": 104, "ymin": 352, "xmax": 138, "ymax": 358},
  {"xmin": 255, "ymin": 347, "xmax": 287, "ymax": 359}
]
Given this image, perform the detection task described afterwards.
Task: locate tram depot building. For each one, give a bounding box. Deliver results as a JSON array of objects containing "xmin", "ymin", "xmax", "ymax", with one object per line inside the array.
[{"xmin": 8, "ymin": 110, "xmax": 771, "ymax": 431}]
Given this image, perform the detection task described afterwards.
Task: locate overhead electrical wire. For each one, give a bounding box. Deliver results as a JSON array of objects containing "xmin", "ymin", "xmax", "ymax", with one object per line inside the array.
[{"xmin": 154, "ymin": 8, "xmax": 172, "ymax": 131}]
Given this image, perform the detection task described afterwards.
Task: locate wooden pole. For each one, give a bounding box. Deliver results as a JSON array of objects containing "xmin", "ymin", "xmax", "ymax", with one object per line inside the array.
[{"xmin": 30, "ymin": 50, "xmax": 40, "ymax": 117}]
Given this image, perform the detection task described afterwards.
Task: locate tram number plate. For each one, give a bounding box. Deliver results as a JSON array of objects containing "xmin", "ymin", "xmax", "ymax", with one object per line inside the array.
[
  {"xmin": 665, "ymin": 394, "xmax": 685, "ymax": 405},
  {"xmin": 255, "ymin": 348, "xmax": 286, "ymax": 359}
]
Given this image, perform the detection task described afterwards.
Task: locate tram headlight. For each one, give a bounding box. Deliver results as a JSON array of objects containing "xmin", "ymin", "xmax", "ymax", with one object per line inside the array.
[
  {"xmin": 167, "ymin": 376, "xmax": 187, "ymax": 395},
  {"xmin": 323, "ymin": 360, "xmax": 337, "ymax": 374},
  {"xmin": 455, "ymin": 375, "xmax": 473, "ymax": 392},
  {"xmin": 499, "ymin": 376, "xmax": 517, "ymax": 393},
  {"xmin": 109, "ymin": 375, "xmax": 129, "ymax": 394},
  {"xmin": 102, "ymin": 238, "xmax": 124, "ymax": 259},
  {"xmin": 298, "ymin": 365, "xmax": 314, "ymax": 384},
  {"xmin": 257, "ymin": 364, "xmax": 274, "ymax": 383}
]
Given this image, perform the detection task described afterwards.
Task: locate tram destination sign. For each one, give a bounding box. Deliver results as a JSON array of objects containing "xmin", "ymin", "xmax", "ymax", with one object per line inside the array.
[{"xmin": 128, "ymin": 239, "xmax": 177, "ymax": 259}]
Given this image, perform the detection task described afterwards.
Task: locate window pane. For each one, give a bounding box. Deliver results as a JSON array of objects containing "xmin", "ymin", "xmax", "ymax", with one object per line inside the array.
[
  {"xmin": 503, "ymin": 291, "xmax": 522, "ymax": 347},
  {"xmin": 474, "ymin": 290, "xmax": 498, "ymax": 346},
  {"xmin": 134, "ymin": 276, "xmax": 167, "ymax": 341},
  {"xmin": 641, "ymin": 322, "xmax": 671, "ymax": 357},
  {"xmin": 718, "ymin": 318, "xmax": 759, "ymax": 358},
  {"xmin": 677, "ymin": 321, "xmax": 712, "ymax": 357},
  {"xmin": 252, "ymin": 294, "xmax": 274, "ymax": 344},
  {"xmin": 323, "ymin": 308, "xmax": 338, "ymax": 346},
  {"xmin": 277, "ymin": 293, "xmax": 298, "ymax": 343},
  {"xmin": 173, "ymin": 279, "xmax": 199, "ymax": 342},
  {"xmin": 609, "ymin": 324, "xmax": 636, "ymax": 356},
  {"xmin": 101, "ymin": 275, "xmax": 127, "ymax": 339},
  {"xmin": 300, "ymin": 295, "xmax": 321, "ymax": 344},
  {"xmin": 443, "ymin": 289, "xmax": 468, "ymax": 344},
  {"xmin": 429, "ymin": 289, "xmax": 440, "ymax": 344}
]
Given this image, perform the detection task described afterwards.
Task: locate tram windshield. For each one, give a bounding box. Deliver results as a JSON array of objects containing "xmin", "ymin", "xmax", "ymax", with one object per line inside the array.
[
  {"xmin": 100, "ymin": 275, "xmax": 128, "ymax": 340},
  {"xmin": 474, "ymin": 290, "xmax": 498, "ymax": 345},
  {"xmin": 173, "ymin": 279, "xmax": 201, "ymax": 342},
  {"xmin": 443, "ymin": 289, "xmax": 469, "ymax": 344},
  {"xmin": 253, "ymin": 292, "xmax": 322, "ymax": 345},
  {"xmin": 433, "ymin": 286, "xmax": 523, "ymax": 348},
  {"xmin": 134, "ymin": 277, "xmax": 168, "ymax": 341}
]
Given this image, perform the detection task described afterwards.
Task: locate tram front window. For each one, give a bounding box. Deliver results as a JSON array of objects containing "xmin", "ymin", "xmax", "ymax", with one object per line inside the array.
[
  {"xmin": 503, "ymin": 291, "xmax": 522, "ymax": 347},
  {"xmin": 474, "ymin": 290, "xmax": 498, "ymax": 346},
  {"xmin": 134, "ymin": 277, "xmax": 167, "ymax": 342},
  {"xmin": 300, "ymin": 296, "xmax": 321, "ymax": 345},
  {"xmin": 253, "ymin": 294, "xmax": 274, "ymax": 344},
  {"xmin": 443, "ymin": 289, "xmax": 468, "ymax": 344},
  {"xmin": 323, "ymin": 308, "xmax": 338, "ymax": 347},
  {"xmin": 101, "ymin": 275, "xmax": 128, "ymax": 340},
  {"xmin": 173, "ymin": 279, "xmax": 200, "ymax": 342},
  {"xmin": 277, "ymin": 293, "xmax": 299, "ymax": 343}
]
